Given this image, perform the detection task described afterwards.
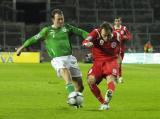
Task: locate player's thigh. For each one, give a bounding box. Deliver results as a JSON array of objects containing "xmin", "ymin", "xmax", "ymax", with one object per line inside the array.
[
  {"xmin": 103, "ymin": 60, "xmax": 119, "ymax": 79},
  {"xmin": 68, "ymin": 56, "xmax": 82, "ymax": 77},
  {"xmin": 87, "ymin": 63, "xmax": 103, "ymax": 85},
  {"xmin": 51, "ymin": 56, "xmax": 69, "ymax": 77}
]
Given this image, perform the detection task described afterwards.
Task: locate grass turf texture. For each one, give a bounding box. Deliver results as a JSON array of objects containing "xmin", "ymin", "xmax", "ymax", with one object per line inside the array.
[{"xmin": 0, "ymin": 63, "xmax": 160, "ymax": 119}]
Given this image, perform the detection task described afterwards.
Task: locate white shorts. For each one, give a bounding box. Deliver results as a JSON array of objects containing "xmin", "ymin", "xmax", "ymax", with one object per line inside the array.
[{"xmin": 51, "ymin": 55, "xmax": 82, "ymax": 78}]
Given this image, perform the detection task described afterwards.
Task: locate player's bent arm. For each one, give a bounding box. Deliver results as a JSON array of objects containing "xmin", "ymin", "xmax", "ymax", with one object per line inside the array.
[
  {"xmin": 67, "ymin": 24, "xmax": 89, "ymax": 39},
  {"xmin": 82, "ymin": 29, "xmax": 99, "ymax": 48},
  {"xmin": 82, "ymin": 36, "xmax": 94, "ymax": 48},
  {"xmin": 123, "ymin": 27, "xmax": 132, "ymax": 41},
  {"xmin": 16, "ymin": 27, "xmax": 48, "ymax": 56},
  {"xmin": 23, "ymin": 27, "xmax": 48, "ymax": 48},
  {"xmin": 125, "ymin": 30, "xmax": 132, "ymax": 40}
]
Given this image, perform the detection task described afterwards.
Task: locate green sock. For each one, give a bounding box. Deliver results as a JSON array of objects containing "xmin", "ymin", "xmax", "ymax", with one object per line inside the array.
[{"xmin": 66, "ymin": 83, "xmax": 75, "ymax": 94}]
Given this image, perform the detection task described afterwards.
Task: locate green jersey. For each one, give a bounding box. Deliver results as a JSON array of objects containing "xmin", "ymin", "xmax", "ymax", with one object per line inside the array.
[{"xmin": 23, "ymin": 24, "xmax": 88, "ymax": 58}]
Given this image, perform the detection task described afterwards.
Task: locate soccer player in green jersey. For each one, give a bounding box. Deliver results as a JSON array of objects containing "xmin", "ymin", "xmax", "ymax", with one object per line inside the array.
[{"xmin": 16, "ymin": 9, "xmax": 88, "ymax": 101}]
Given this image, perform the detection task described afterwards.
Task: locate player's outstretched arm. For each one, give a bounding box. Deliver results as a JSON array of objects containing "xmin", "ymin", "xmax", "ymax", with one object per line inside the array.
[
  {"xmin": 82, "ymin": 29, "xmax": 98, "ymax": 48},
  {"xmin": 16, "ymin": 45, "xmax": 25, "ymax": 56},
  {"xmin": 16, "ymin": 27, "xmax": 48, "ymax": 56},
  {"xmin": 66, "ymin": 24, "xmax": 88, "ymax": 39}
]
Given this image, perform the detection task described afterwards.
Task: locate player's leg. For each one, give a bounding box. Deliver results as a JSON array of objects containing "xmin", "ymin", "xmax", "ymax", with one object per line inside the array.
[
  {"xmin": 69, "ymin": 55, "xmax": 84, "ymax": 92},
  {"xmin": 105, "ymin": 75, "xmax": 116, "ymax": 104},
  {"xmin": 51, "ymin": 57, "xmax": 75, "ymax": 94},
  {"xmin": 99, "ymin": 60, "xmax": 118, "ymax": 110},
  {"xmin": 87, "ymin": 75, "xmax": 105, "ymax": 104},
  {"xmin": 105, "ymin": 59, "xmax": 119, "ymax": 102},
  {"xmin": 99, "ymin": 75, "xmax": 116, "ymax": 110},
  {"xmin": 72, "ymin": 77, "xmax": 84, "ymax": 92},
  {"xmin": 72, "ymin": 77, "xmax": 84, "ymax": 108},
  {"xmin": 60, "ymin": 68, "xmax": 75, "ymax": 93},
  {"xmin": 87, "ymin": 62, "xmax": 105, "ymax": 105}
]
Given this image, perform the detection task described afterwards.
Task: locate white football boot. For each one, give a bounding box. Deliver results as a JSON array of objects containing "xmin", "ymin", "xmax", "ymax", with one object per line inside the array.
[
  {"xmin": 98, "ymin": 90, "xmax": 113, "ymax": 110},
  {"xmin": 99, "ymin": 103, "xmax": 110, "ymax": 110}
]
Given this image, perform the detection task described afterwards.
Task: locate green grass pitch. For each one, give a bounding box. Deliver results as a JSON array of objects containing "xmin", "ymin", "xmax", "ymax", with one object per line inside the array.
[{"xmin": 0, "ymin": 63, "xmax": 160, "ymax": 119}]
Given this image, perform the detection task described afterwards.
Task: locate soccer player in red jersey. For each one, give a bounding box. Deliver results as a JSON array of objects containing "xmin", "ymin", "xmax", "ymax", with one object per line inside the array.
[
  {"xmin": 82, "ymin": 22, "xmax": 121, "ymax": 110},
  {"xmin": 113, "ymin": 17, "xmax": 132, "ymax": 83}
]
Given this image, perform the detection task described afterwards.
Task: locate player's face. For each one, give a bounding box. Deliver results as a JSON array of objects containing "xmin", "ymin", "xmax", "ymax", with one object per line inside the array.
[
  {"xmin": 52, "ymin": 14, "xmax": 64, "ymax": 28},
  {"xmin": 101, "ymin": 28, "xmax": 111, "ymax": 41},
  {"xmin": 114, "ymin": 18, "xmax": 121, "ymax": 26}
]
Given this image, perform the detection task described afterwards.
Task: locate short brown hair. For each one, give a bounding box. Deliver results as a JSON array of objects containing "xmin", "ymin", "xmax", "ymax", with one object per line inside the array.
[
  {"xmin": 51, "ymin": 9, "xmax": 63, "ymax": 18},
  {"xmin": 100, "ymin": 21, "xmax": 113, "ymax": 33}
]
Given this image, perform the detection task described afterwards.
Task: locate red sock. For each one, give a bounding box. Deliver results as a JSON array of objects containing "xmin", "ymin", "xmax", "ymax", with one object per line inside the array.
[
  {"xmin": 89, "ymin": 83, "xmax": 105, "ymax": 104},
  {"xmin": 107, "ymin": 81, "xmax": 115, "ymax": 92}
]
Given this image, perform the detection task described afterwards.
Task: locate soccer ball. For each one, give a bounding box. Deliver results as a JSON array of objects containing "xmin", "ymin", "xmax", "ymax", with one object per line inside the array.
[{"xmin": 67, "ymin": 91, "xmax": 84, "ymax": 107}]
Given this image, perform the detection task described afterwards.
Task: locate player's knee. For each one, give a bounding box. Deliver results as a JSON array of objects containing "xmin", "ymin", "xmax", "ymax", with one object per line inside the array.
[
  {"xmin": 87, "ymin": 75, "xmax": 96, "ymax": 85},
  {"xmin": 107, "ymin": 75, "xmax": 116, "ymax": 84}
]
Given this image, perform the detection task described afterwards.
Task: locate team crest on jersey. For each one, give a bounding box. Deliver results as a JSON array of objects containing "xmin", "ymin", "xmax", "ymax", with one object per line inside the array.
[
  {"xmin": 111, "ymin": 42, "xmax": 117, "ymax": 48},
  {"xmin": 62, "ymin": 27, "xmax": 67, "ymax": 32},
  {"xmin": 99, "ymin": 39, "xmax": 104, "ymax": 45}
]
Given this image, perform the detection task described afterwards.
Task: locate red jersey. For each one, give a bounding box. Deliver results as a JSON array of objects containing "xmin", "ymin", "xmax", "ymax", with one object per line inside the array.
[
  {"xmin": 83, "ymin": 28, "xmax": 121, "ymax": 62},
  {"xmin": 113, "ymin": 25, "xmax": 131, "ymax": 53}
]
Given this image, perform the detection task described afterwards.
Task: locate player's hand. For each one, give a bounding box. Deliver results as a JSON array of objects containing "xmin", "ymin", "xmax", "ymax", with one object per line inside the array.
[{"xmin": 16, "ymin": 46, "xmax": 23, "ymax": 56}]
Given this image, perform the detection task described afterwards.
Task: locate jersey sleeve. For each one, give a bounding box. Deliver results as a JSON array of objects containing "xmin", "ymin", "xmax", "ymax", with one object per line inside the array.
[
  {"xmin": 85, "ymin": 29, "xmax": 98, "ymax": 41},
  {"xmin": 123, "ymin": 26, "xmax": 132, "ymax": 41},
  {"xmin": 23, "ymin": 27, "xmax": 48, "ymax": 48},
  {"xmin": 66, "ymin": 24, "xmax": 88, "ymax": 39},
  {"xmin": 82, "ymin": 29, "xmax": 98, "ymax": 46}
]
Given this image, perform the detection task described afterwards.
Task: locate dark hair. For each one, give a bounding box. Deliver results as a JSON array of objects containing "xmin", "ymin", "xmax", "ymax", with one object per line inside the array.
[
  {"xmin": 114, "ymin": 16, "xmax": 122, "ymax": 20},
  {"xmin": 100, "ymin": 21, "xmax": 113, "ymax": 33},
  {"xmin": 51, "ymin": 9, "xmax": 63, "ymax": 18}
]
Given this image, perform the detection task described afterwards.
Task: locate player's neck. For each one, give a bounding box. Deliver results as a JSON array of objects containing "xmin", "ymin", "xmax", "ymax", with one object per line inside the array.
[
  {"xmin": 52, "ymin": 25, "xmax": 61, "ymax": 29},
  {"xmin": 114, "ymin": 25, "xmax": 121, "ymax": 29}
]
